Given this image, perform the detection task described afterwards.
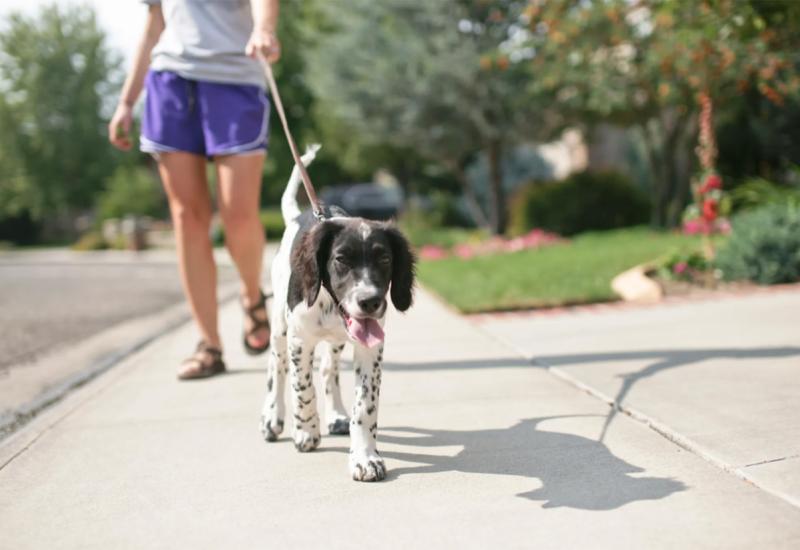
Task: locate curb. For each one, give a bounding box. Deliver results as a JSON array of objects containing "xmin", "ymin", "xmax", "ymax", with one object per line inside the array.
[{"xmin": 0, "ymin": 281, "xmax": 240, "ymax": 442}]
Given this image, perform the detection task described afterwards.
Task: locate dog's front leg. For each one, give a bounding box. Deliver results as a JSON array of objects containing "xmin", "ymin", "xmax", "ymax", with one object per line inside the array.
[
  {"xmin": 288, "ymin": 329, "xmax": 321, "ymax": 452},
  {"xmin": 261, "ymin": 313, "xmax": 289, "ymax": 442},
  {"xmin": 349, "ymin": 344, "xmax": 385, "ymax": 481},
  {"xmin": 320, "ymin": 342, "xmax": 350, "ymax": 435}
]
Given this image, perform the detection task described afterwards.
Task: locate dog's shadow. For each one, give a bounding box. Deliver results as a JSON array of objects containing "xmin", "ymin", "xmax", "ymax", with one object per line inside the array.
[{"xmin": 325, "ymin": 416, "xmax": 686, "ymax": 510}]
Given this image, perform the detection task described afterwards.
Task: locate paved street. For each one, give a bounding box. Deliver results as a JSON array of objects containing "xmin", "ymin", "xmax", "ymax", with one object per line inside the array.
[
  {"xmin": 1, "ymin": 286, "xmax": 799, "ymax": 548},
  {"xmin": 0, "ymin": 249, "xmax": 240, "ymax": 436},
  {"xmin": 0, "ymin": 250, "xmax": 236, "ymax": 369}
]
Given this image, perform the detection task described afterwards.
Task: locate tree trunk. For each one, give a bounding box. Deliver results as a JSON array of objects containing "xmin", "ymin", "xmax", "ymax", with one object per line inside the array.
[
  {"xmin": 451, "ymin": 162, "xmax": 491, "ymax": 231},
  {"xmin": 640, "ymin": 111, "xmax": 692, "ymax": 228},
  {"xmin": 486, "ymin": 140, "xmax": 506, "ymax": 235}
]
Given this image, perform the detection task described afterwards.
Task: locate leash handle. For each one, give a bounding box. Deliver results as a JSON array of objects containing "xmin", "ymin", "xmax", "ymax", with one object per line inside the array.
[{"xmin": 259, "ymin": 57, "xmax": 324, "ymax": 219}]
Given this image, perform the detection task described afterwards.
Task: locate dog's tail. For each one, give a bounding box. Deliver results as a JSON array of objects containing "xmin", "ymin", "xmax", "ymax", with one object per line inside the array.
[{"xmin": 281, "ymin": 144, "xmax": 322, "ymax": 223}]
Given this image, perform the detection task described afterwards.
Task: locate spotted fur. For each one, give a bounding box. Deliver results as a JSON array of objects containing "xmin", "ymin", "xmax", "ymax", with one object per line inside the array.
[{"xmin": 260, "ymin": 145, "xmax": 415, "ymax": 481}]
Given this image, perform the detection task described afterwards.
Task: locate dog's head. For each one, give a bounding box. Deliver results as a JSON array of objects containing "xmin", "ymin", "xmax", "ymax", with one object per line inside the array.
[{"xmin": 291, "ymin": 218, "xmax": 416, "ymax": 345}]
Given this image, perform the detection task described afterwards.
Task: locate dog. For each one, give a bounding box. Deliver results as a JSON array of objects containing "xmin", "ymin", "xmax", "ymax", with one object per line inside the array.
[{"xmin": 260, "ymin": 145, "xmax": 416, "ymax": 481}]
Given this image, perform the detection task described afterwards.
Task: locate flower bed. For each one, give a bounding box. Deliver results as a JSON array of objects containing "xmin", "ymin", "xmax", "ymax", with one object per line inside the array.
[{"xmin": 419, "ymin": 228, "xmax": 564, "ymax": 260}]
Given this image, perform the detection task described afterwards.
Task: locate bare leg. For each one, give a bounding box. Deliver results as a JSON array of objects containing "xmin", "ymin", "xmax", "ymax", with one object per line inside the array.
[
  {"xmin": 157, "ymin": 152, "xmax": 220, "ymax": 349},
  {"xmin": 215, "ymin": 152, "xmax": 269, "ymax": 349}
]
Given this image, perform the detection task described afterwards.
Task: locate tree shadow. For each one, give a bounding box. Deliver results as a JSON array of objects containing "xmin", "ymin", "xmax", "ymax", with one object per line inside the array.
[
  {"xmin": 385, "ymin": 346, "xmax": 800, "ymax": 441},
  {"xmin": 537, "ymin": 347, "xmax": 800, "ymax": 442},
  {"xmin": 375, "ymin": 416, "xmax": 685, "ymax": 509}
]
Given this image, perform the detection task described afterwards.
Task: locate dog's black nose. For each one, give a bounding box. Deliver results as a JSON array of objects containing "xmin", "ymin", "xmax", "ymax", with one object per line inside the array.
[{"xmin": 358, "ymin": 296, "xmax": 383, "ymax": 315}]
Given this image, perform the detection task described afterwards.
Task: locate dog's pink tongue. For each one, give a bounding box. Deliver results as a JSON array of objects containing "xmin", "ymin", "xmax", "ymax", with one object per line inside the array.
[{"xmin": 346, "ymin": 317, "xmax": 384, "ymax": 348}]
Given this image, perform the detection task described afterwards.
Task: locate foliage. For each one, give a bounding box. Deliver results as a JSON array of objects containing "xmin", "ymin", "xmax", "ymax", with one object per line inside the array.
[
  {"xmin": 508, "ymin": 171, "xmax": 649, "ymax": 237},
  {"xmin": 418, "ymin": 227, "xmax": 701, "ymax": 313},
  {"xmin": 71, "ymin": 231, "xmax": 108, "ymax": 251},
  {"xmin": 304, "ymin": 0, "xmax": 548, "ymax": 234},
  {"xmin": 0, "ymin": 4, "xmax": 121, "ymax": 219},
  {"xmin": 260, "ymin": 208, "xmax": 285, "ymax": 239},
  {"xmin": 716, "ymin": 202, "xmax": 800, "ymax": 285},
  {"xmin": 96, "ymin": 166, "xmax": 165, "ymax": 221},
  {"xmin": 523, "ymin": 0, "xmax": 800, "ymax": 226},
  {"xmin": 655, "ymin": 249, "xmax": 713, "ymax": 284},
  {"xmin": 729, "ymin": 176, "xmax": 800, "ymax": 212}
]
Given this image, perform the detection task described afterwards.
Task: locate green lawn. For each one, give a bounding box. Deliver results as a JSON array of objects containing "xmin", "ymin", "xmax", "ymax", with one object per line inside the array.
[{"xmin": 416, "ymin": 227, "xmax": 705, "ymax": 313}]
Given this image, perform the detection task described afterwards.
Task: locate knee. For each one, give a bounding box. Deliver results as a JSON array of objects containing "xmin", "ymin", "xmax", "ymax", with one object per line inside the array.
[
  {"xmin": 170, "ymin": 202, "xmax": 211, "ymax": 234},
  {"xmin": 221, "ymin": 208, "xmax": 262, "ymax": 241}
]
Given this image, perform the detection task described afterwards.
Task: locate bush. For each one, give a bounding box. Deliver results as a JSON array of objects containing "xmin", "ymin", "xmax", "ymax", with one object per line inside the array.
[
  {"xmin": 508, "ymin": 170, "xmax": 649, "ymax": 236},
  {"xmin": 260, "ymin": 208, "xmax": 286, "ymax": 238},
  {"xmin": 729, "ymin": 177, "xmax": 800, "ymax": 213},
  {"xmin": 97, "ymin": 166, "xmax": 166, "ymax": 221},
  {"xmin": 716, "ymin": 202, "xmax": 800, "ymax": 285},
  {"xmin": 71, "ymin": 231, "xmax": 108, "ymax": 251}
]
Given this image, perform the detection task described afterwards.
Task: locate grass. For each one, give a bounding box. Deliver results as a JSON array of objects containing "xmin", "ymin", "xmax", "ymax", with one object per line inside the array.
[
  {"xmin": 400, "ymin": 224, "xmax": 488, "ymax": 249},
  {"xmin": 416, "ymin": 227, "xmax": 707, "ymax": 313}
]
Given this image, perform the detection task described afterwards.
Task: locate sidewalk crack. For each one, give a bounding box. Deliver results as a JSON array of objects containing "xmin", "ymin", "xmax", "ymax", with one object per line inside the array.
[{"xmin": 743, "ymin": 454, "xmax": 800, "ymax": 468}]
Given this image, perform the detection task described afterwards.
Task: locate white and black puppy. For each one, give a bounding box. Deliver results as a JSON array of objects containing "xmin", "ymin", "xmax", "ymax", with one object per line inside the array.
[{"xmin": 260, "ymin": 145, "xmax": 415, "ymax": 481}]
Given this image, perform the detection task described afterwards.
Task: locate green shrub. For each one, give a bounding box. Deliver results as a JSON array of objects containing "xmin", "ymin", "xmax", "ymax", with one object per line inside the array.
[
  {"xmin": 729, "ymin": 177, "xmax": 800, "ymax": 213},
  {"xmin": 260, "ymin": 208, "xmax": 286, "ymax": 238},
  {"xmin": 508, "ymin": 170, "xmax": 650, "ymax": 236},
  {"xmin": 97, "ymin": 166, "xmax": 166, "ymax": 221},
  {"xmin": 716, "ymin": 202, "xmax": 800, "ymax": 285},
  {"xmin": 71, "ymin": 231, "xmax": 108, "ymax": 251}
]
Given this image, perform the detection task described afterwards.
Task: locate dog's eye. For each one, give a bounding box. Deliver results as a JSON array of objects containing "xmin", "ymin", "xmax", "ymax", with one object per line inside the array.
[
  {"xmin": 335, "ymin": 255, "xmax": 349, "ymax": 266},
  {"xmin": 378, "ymin": 255, "xmax": 391, "ymax": 265}
]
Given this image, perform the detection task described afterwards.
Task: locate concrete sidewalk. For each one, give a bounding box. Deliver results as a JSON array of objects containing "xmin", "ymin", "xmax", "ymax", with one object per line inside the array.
[
  {"xmin": 1, "ymin": 288, "xmax": 799, "ymax": 549},
  {"xmin": 475, "ymin": 286, "xmax": 800, "ymax": 508}
]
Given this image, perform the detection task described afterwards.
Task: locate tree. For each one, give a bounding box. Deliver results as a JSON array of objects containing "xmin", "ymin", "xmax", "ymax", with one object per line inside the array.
[
  {"xmin": 0, "ymin": 4, "xmax": 120, "ymax": 221},
  {"xmin": 303, "ymin": 0, "xmax": 548, "ymax": 234},
  {"xmin": 523, "ymin": 0, "xmax": 800, "ymax": 226}
]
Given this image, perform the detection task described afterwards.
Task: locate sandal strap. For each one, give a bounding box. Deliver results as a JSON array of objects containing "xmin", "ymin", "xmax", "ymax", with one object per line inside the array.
[
  {"xmin": 242, "ymin": 290, "xmax": 271, "ymax": 335},
  {"xmin": 195, "ymin": 340, "xmax": 222, "ymax": 358},
  {"xmin": 243, "ymin": 290, "xmax": 268, "ymax": 316}
]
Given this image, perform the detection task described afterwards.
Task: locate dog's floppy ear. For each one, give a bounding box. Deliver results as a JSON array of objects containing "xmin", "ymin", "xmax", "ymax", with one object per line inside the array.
[
  {"xmin": 291, "ymin": 220, "xmax": 342, "ymax": 306},
  {"xmin": 385, "ymin": 226, "xmax": 416, "ymax": 312}
]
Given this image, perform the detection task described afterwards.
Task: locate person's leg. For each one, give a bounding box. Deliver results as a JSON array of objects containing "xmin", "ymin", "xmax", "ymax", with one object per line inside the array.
[
  {"xmin": 215, "ymin": 152, "xmax": 269, "ymax": 349},
  {"xmin": 157, "ymin": 151, "xmax": 221, "ymax": 349}
]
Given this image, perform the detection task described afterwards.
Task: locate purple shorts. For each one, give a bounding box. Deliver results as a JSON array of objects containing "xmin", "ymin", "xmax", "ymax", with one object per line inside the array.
[{"xmin": 140, "ymin": 70, "xmax": 270, "ymax": 157}]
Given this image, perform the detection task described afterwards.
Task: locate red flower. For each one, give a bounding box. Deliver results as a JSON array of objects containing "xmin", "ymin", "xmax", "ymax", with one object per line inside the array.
[
  {"xmin": 704, "ymin": 173, "xmax": 722, "ymax": 191},
  {"xmin": 699, "ymin": 173, "xmax": 722, "ymax": 194},
  {"xmin": 702, "ymin": 198, "xmax": 718, "ymax": 221}
]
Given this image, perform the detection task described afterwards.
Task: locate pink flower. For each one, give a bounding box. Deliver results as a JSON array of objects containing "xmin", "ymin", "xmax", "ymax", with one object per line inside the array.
[
  {"xmin": 419, "ymin": 245, "xmax": 448, "ymax": 260},
  {"xmin": 715, "ymin": 218, "xmax": 731, "ymax": 234},
  {"xmin": 454, "ymin": 243, "xmax": 476, "ymax": 259},
  {"xmin": 683, "ymin": 218, "xmax": 704, "ymax": 235},
  {"xmin": 673, "ymin": 262, "xmax": 688, "ymax": 275}
]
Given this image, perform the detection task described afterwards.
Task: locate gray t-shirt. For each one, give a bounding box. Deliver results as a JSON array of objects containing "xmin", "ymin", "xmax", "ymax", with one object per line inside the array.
[{"xmin": 142, "ymin": 0, "xmax": 265, "ymax": 88}]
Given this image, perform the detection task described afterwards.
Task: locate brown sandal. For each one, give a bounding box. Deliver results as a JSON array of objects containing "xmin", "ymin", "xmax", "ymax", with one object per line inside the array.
[
  {"xmin": 177, "ymin": 341, "xmax": 226, "ymax": 380},
  {"xmin": 242, "ymin": 290, "xmax": 271, "ymax": 356}
]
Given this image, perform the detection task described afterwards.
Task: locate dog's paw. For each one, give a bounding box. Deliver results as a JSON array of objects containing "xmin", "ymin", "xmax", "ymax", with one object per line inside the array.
[
  {"xmin": 293, "ymin": 427, "xmax": 321, "ymax": 452},
  {"xmin": 261, "ymin": 416, "xmax": 284, "ymax": 442},
  {"xmin": 328, "ymin": 416, "xmax": 350, "ymax": 435},
  {"xmin": 350, "ymin": 452, "xmax": 386, "ymax": 482}
]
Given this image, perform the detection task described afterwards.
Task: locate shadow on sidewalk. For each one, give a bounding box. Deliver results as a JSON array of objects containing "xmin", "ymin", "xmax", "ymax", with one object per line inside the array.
[
  {"xmin": 533, "ymin": 347, "xmax": 800, "ymax": 442},
  {"xmin": 386, "ymin": 346, "xmax": 800, "ymax": 441},
  {"xmin": 374, "ymin": 416, "xmax": 686, "ymax": 510}
]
